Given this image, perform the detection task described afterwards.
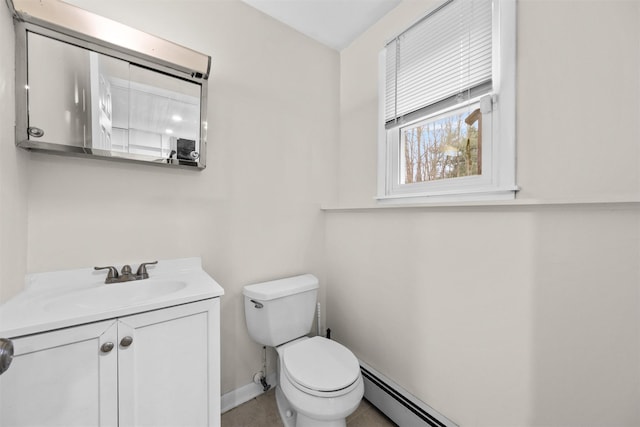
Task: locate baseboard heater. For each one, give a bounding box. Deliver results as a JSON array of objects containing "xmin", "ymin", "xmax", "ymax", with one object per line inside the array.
[{"xmin": 359, "ymin": 360, "xmax": 458, "ymax": 427}]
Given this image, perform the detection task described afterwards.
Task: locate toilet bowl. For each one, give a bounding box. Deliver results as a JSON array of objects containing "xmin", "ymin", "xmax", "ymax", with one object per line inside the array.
[
  {"xmin": 275, "ymin": 337, "xmax": 364, "ymax": 427},
  {"xmin": 243, "ymin": 275, "xmax": 364, "ymax": 427}
]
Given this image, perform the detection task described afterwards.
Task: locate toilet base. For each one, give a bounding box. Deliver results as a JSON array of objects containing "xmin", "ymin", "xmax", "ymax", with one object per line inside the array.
[
  {"xmin": 276, "ymin": 386, "xmax": 297, "ymax": 427},
  {"xmin": 296, "ymin": 412, "xmax": 346, "ymax": 427},
  {"xmin": 275, "ymin": 386, "xmax": 347, "ymax": 427}
]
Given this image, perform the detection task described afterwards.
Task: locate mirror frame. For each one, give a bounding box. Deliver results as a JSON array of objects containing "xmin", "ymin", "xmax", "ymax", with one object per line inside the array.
[{"xmin": 9, "ymin": 0, "xmax": 211, "ymax": 170}]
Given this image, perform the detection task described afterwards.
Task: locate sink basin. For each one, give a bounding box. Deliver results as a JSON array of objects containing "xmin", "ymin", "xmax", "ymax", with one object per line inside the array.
[
  {"xmin": 43, "ymin": 280, "xmax": 187, "ymax": 313},
  {"xmin": 0, "ymin": 257, "xmax": 225, "ymax": 338}
]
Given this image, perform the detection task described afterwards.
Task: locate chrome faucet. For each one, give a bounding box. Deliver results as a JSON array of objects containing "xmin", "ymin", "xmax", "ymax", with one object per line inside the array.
[{"xmin": 95, "ymin": 261, "xmax": 158, "ymax": 284}]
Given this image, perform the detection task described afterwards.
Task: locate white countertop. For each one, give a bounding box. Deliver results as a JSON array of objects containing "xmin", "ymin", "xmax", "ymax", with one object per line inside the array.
[{"xmin": 0, "ymin": 257, "xmax": 224, "ymax": 338}]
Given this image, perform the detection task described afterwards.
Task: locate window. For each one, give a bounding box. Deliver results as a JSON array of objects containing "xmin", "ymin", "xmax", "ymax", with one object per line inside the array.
[{"xmin": 378, "ymin": 0, "xmax": 516, "ymax": 203}]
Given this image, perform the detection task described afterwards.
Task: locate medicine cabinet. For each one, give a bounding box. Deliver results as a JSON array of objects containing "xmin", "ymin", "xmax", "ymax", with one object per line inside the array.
[{"xmin": 9, "ymin": 0, "xmax": 211, "ymax": 169}]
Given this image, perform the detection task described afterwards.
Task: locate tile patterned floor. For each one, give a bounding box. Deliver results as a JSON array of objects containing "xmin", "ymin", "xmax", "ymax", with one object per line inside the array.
[{"xmin": 221, "ymin": 388, "xmax": 397, "ymax": 427}]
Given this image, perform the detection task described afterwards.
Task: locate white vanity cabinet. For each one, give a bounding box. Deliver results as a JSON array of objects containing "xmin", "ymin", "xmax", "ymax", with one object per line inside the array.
[{"xmin": 0, "ymin": 298, "xmax": 220, "ymax": 427}]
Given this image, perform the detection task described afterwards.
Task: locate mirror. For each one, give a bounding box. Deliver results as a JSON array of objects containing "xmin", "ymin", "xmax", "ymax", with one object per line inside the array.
[{"xmin": 11, "ymin": 0, "xmax": 210, "ymax": 169}]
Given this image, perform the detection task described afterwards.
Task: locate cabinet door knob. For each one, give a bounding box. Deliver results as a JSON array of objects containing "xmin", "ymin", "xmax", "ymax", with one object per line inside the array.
[
  {"xmin": 101, "ymin": 342, "xmax": 115, "ymax": 353},
  {"xmin": 120, "ymin": 336, "xmax": 133, "ymax": 348}
]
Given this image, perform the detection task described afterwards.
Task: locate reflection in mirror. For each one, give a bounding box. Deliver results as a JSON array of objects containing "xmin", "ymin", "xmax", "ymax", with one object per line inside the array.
[
  {"xmin": 90, "ymin": 52, "xmax": 129, "ymax": 153},
  {"xmin": 127, "ymin": 65, "xmax": 201, "ymax": 164}
]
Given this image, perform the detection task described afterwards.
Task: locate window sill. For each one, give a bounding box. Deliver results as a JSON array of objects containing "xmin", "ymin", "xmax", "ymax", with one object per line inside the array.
[
  {"xmin": 321, "ymin": 195, "xmax": 640, "ymax": 212},
  {"xmin": 377, "ymin": 186, "xmax": 519, "ymax": 205}
]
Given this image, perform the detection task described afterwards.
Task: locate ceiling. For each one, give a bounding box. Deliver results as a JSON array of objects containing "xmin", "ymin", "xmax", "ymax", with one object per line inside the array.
[{"xmin": 241, "ymin": 0, "xmax": 401, "ymax": 51}]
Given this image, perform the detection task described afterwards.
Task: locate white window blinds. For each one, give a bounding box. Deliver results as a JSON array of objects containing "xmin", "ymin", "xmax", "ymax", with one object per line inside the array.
[{"xmin": 385, "ymin": 0, "xmax": 493, "ymax": 127}]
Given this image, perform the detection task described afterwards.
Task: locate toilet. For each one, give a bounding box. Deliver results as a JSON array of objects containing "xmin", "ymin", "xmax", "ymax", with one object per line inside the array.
[{"xmin": 243, "ymin": 274, "xmax": 364, "ymax": 427}]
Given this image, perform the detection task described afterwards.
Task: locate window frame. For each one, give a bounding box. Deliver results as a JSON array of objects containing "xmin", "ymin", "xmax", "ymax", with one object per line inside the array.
[{"xmin": 377, "ymin": 0, "xmax": 517, "ymax": 204}]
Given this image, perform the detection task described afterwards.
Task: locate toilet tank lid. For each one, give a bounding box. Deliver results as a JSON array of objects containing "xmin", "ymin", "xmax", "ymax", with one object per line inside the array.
[{"xmin": 243, "ymin": 274, "xmax": 318, "ymax": 301}]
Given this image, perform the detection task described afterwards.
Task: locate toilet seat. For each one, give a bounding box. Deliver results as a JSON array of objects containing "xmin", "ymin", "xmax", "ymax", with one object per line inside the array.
[{"xmin": 283, "ymin": 337, "xmax": 360, "ymax": 397}]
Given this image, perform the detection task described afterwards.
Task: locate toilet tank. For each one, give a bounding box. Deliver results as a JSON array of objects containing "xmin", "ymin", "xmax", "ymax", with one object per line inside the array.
[{"xmin": 243, "ymin": 274, "xmax": 319, "ymax": 347}]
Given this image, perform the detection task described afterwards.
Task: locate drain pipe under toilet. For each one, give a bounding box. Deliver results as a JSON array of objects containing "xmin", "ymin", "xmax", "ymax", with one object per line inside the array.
[
  {"xmin": 318, "ymin": 302, "xmax": 331, "ymax": 339},
  {"xmin": 316, "ymin": 302, "xmax": 321, "ymax": 337}
]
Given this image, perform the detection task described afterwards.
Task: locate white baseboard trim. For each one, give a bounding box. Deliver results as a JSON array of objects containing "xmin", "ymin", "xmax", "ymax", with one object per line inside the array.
[
  {"xmin": 221, "ymin": 372, "xmax": 278, "ymax": 414},
  {"xmin": 359, "ymin": 360, "xmax": 458, "ymax": 427}
]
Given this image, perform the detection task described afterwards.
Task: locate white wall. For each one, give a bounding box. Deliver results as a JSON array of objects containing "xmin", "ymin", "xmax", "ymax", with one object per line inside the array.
[
  {"xmin": 0, "ymin": 0, "xmax": 28, "ymax": 303},
  {"xmin": 1, "ymin": 0, "xmax": 339, "ymax": 394},
  {"xmin": 327, "ymin": 0, "xmax": 640, "ymax": 426}
]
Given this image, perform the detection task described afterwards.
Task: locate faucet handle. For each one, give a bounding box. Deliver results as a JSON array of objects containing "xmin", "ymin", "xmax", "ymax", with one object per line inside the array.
[
  {"xmin": 94, "ymin": 266, "xmax": 119, "ymax": 283},
  {"xmin": 135, "ymin": 261, "xmax": 158, "ymax": 279}
]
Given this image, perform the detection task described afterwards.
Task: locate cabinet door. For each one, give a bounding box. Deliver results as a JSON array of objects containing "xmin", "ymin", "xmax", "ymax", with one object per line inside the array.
[
  {"xmin": 27, "ymin": 32, "xmax": 92, "ymax": 147},
  {"xmin": 118, "ymin": 299, "xmax": 220, "ymax": 427},
  {"xmin": 0, "ymin": 320, "xmax": 118, "ymax": 427}
]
